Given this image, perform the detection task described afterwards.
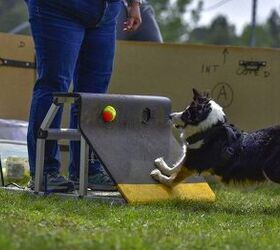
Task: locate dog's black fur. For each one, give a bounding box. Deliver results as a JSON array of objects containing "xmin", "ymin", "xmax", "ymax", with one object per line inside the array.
[{"xmin": 178, "ymin": 89, "xmax": 280, "ymax": 183}]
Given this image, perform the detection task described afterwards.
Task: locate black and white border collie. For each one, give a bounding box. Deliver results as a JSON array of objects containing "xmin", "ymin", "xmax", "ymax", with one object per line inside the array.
[{"xmin": 151, "ymin": 88, "xmax": 280, "ymax": 186}]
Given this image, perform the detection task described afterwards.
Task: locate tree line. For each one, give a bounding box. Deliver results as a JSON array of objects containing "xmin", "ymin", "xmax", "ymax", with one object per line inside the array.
[
  {"xmin": 150, "ymin": 0, "xmax": 280, "ymax": 47},
  {"xmin": 187, "ymin": 10, "xmax": 280, "ymax": 48},
  {"xmin": 0, "ymin": 0, "xmax": 279, "ymax": 48}
]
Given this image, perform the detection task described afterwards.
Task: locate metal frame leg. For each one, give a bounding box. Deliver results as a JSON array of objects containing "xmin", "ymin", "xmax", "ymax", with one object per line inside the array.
[
  {"xmin": 34, "ymin": 138, "xmax": 45, "ymax": 193},
  {"xmin": 79, "ymin": 136, "xmax": 89, "ymax": 197},
  {"xmin": 40, "ymin": 103, "xmax": 61, "ymax": 129},
  {"xmin": 35, "ymin": 103, "xmax": 60, "ymax": 193}
]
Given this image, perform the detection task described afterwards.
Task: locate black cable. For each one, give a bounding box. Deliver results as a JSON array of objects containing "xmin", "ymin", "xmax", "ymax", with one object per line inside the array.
[
  {"xmin": 202, "ymin": 0, "xmax": 234, "ymax": 12},
  {"xmin": 4, "ymin": 182, "xmax": 25, "ymax": 189}
]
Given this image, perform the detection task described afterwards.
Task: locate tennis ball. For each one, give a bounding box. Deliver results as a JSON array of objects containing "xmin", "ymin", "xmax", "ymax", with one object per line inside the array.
[{"xmin": 102, "ymin": 105, "xmax": 117, "ymax": 122}]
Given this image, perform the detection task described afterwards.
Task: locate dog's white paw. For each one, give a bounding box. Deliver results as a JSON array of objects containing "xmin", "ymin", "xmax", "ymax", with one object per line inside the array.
[
  {"xmin": 150, "ymin": 169, "xmax": 161, "ymax": 180},
  {"xmin": 154, "ymin": 157, "xmax": 165, "ymax": 167}
]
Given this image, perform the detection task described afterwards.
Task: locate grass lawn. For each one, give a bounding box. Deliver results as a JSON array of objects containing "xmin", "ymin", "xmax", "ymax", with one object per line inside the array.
[{"xmin": 0, "ymin": 182, "xmax": 280, "ymax": 250}]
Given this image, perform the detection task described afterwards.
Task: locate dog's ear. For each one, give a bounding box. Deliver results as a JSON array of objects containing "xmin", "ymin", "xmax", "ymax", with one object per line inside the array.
[
  {"xmin": 193, "ymin": 89, "xmax": 210, "ymax": 104},
  {"xmin": 192, "ymin": 88, "xmax": 202, "ymax": 100}
]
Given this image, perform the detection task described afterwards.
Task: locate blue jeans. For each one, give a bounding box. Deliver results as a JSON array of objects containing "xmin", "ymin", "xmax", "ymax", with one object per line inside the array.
[{"xmin": 26, "ymin": 0, "xmax": 121, "ymax": 178}]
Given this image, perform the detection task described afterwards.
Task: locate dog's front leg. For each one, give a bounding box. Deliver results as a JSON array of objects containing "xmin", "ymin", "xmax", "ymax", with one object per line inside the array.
[
  {"xmin": 150, "ymin": 169, "xmax": 177, "ymax": 186},
  {"xmin": 152, "ymin": 154, "xmax": 184, "ymax": 186},
  {"xmin": 154, "ymin": 157, "xmax": 182, "ymax": 175},
  {"xmin": 154, "ymin": 143, "xmax": 187, "ymax": 176}
]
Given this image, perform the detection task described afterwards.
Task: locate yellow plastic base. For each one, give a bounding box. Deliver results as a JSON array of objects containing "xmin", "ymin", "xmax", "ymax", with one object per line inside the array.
[{"xmin": 118, "ymin": 183, "xmax": 216, "ymax": 204}]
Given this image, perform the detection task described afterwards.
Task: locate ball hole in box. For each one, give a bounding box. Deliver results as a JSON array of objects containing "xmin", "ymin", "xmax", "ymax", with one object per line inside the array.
[{"xmin": 142, "ymin": 108, "xmax": 151, "ymax": 124}]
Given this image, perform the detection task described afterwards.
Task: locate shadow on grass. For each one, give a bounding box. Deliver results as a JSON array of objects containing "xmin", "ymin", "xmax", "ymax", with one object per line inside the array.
[
  {"xmin": 1, "ymin": 181, "xmax": 280, "ymax": 219},
  {"xmin": 151, "ymin": 199, "xmax": 280, "ymax": 217},
  {"xmin": 146, "ymin": 182, "xmax": 280, "ymax": 217},
  {"xmin": 211, "ymin": 181, "xmax": 280, "ymax": 197}
]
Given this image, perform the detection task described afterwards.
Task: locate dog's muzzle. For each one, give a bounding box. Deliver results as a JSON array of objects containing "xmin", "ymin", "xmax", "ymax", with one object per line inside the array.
[
  {"xmin": 169, "ymin": 113, "xmax": 175, "ymax": 119},
  {"xmin": 169, "ymin": 112, "xmax": 187, "ymax": 129}
]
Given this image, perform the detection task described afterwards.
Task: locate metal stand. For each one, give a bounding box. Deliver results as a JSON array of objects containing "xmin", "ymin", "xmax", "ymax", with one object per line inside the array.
[
  {"xmin": 0, "ymin": 156, "xmax": 4, "ymax": 187},
  {"xmin": 34, "ymin": 94, "xmax": 89, "ymax": 197},
  {"xmin": 31, "ymin": 92, "xmax": 215, "ymax": 204}
]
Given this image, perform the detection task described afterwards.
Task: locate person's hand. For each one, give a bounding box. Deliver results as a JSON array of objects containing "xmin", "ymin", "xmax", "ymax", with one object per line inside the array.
[{"xmin": 123, "ymin": 3, "xmax": 142, "ymax": 32}]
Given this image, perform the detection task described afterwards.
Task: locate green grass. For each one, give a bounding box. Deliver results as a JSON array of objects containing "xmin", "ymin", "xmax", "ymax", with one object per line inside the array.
[{"xmin": 0, "ymin": 183, "xmax": 280, "ymax": 250}]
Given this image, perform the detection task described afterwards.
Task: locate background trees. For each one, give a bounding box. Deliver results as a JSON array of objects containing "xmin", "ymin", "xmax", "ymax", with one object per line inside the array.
[
  {"xmin": 267, "ymin": 10, "xmax": 280, "ymax": 48},
  {"xmin": 188, "ymin": 15, "xmax": 238, "ymax": 45},
  {"xmin": 148, "ymin": 0, "xmax": 203, "ymax": 42},
  {"xmin": 0, "ymin": 0, "xmax": 279, "ymax": 48},
  {"xmin": 187, "ymin": 3, "xmax": 279, "ymax": 47},
  {"xmin": 0, "ymin": 0, "xmax": 28, "ymax": 34}
]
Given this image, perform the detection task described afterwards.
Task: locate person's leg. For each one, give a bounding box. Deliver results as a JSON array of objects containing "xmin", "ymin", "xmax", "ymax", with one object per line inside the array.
[
  {"xmin": 69, "ymin": 0, "xmax": 122, "ymax": 184},
  {"xmin": 116, "ymin": 1, "xmax": 163, "ymax": 42},
  {"xmin": 26, "ymin": 0, "xmax": 84, "ymax": 181}
]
